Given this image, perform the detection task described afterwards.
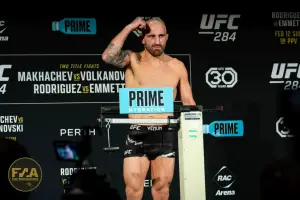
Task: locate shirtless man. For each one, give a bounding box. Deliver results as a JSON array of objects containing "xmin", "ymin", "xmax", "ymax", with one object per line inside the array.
[{"xmin": 102, "ymin": 17, "xmax": 196, "ymax": 200}]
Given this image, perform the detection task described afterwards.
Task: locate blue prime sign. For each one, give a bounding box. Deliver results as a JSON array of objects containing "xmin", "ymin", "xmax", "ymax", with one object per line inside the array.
[
  {"xmin": 203, "ymin": 120, "xmax": 244, "ymax": 137},
  {"xmin": 119, "ymin": 87, "xmax": 174, "ymax": 114},
  {"xmin": 52, "ymin": 18, "xmax": 97, "ymax": 35}
]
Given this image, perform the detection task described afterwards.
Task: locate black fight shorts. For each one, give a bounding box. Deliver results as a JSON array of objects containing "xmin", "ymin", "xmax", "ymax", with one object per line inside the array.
[{"xmin": 124, "ymin": 124, "xmax": 176, "ymax": 160}]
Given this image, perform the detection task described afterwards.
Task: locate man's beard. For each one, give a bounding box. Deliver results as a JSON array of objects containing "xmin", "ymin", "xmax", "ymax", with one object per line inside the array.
[{"xmin": 145, "ymin": 44, "xmax": 165, "ymax": 57}]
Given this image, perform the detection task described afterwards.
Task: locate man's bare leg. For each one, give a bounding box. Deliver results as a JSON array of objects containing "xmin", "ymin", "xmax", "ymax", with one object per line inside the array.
[
  {"xmin": 124, "ymin": 157, "xmax": 150, "ymax": 200},
  {"xmin": 151, "ymin": 157, "xmax": 175, "ymax": 200}
]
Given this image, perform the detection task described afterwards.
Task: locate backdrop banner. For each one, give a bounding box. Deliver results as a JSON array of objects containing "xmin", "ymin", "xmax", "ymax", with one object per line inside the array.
[{"xmin": 0, "ymin": 13, "xmax": 298, "ymax": 200}]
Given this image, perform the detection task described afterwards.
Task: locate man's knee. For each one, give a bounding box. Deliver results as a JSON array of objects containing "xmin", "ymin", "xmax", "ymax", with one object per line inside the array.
[
  {"xmin": 125, "ymin": 173, "xmax": 144, "ymax": 198},
  {"xmin": 151, "ymin": 176, "xmax": 171, "ymax": 196},
  {"xmin": 126, "ymin": 186, "xmax": 144, "ymax": 198}
]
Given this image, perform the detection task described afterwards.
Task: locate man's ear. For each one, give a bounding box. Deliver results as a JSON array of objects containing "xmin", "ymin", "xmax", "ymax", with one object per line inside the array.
[{"xmin": 166, "ymin": 33, "xmax": 169, "ymax": 41}]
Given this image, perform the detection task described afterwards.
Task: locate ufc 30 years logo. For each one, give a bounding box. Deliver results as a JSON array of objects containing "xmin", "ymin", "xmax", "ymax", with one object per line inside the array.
[{"xmin": 205, "ymin": 67, "xmax": 238, "ymax": 88}]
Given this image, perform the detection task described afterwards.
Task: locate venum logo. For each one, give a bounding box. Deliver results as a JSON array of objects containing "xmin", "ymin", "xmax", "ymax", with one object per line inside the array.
[{"xmin": 213, "ymin": 166, "xmax": 236, "ymax": 196}]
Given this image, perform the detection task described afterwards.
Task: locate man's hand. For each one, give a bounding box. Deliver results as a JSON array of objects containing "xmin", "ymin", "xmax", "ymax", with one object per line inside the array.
[{"xmin": 128, "ymin": 17, "xmax": 147, "ymax": 31}]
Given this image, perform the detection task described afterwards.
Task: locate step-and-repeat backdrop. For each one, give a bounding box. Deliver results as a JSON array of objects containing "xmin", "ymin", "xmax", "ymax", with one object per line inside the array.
[{"xmin": 0, "ymin": 13, "xmax": 299, "ymax": 200}]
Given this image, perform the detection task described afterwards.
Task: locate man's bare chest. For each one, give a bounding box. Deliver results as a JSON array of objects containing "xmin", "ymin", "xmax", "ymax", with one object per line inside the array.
[{"xmin": 132, "ymin": 64, "xmax": 179, "ymax": 87}]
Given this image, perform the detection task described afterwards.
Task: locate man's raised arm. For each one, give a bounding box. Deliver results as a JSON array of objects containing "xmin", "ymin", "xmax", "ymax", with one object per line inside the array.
[{"xmin": 102, "ymin": 17, "xmax": 146, "ymax": 68}]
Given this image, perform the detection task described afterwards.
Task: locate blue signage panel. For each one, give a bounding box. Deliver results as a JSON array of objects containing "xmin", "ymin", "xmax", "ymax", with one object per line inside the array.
[
  {"xmin": 52, "ymin": 18, "xmax": 97, "ymax": 35},
  {"xmin": 119, "ymin": 87, "xmax": 174, "ymax": 114},
  {"xmin": 203, "ymin": 120, "xmax": 244, "ymax": 137}
]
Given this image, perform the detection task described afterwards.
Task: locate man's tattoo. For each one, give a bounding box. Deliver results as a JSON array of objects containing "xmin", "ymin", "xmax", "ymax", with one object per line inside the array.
[{"xmin": 104, "ymin": 43, "xmax": 130, "ymax": 68}]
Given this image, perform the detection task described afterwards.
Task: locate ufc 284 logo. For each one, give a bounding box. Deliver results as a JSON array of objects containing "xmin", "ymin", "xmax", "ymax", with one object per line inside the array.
[
  {"xmin": 198, "ymin": 14, "xmax": 241, "ymax": 42},
  {"xmin": 270, "ymin": 63, "xmax": 300, "ymax": 90},
  {"xmin": 0, "ymin": 64, "xmax": 11, "ymax": 95},
  {"xmin": 206, "ymin": 67, "xmax": 238, "ymax": 88}
]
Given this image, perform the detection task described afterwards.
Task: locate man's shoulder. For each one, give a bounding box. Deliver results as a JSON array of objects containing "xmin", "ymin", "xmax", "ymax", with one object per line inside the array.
[
  {"xmin": 128, "ymin": 51, "xmax": 142, "ymax": 61},
  {"xmin": 166, "ymin": 55, "xmax": 187, "ymax": 76},
  {"xmin": 166, "ymin": 55, "xmax": 184, "ymax": 67}
]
